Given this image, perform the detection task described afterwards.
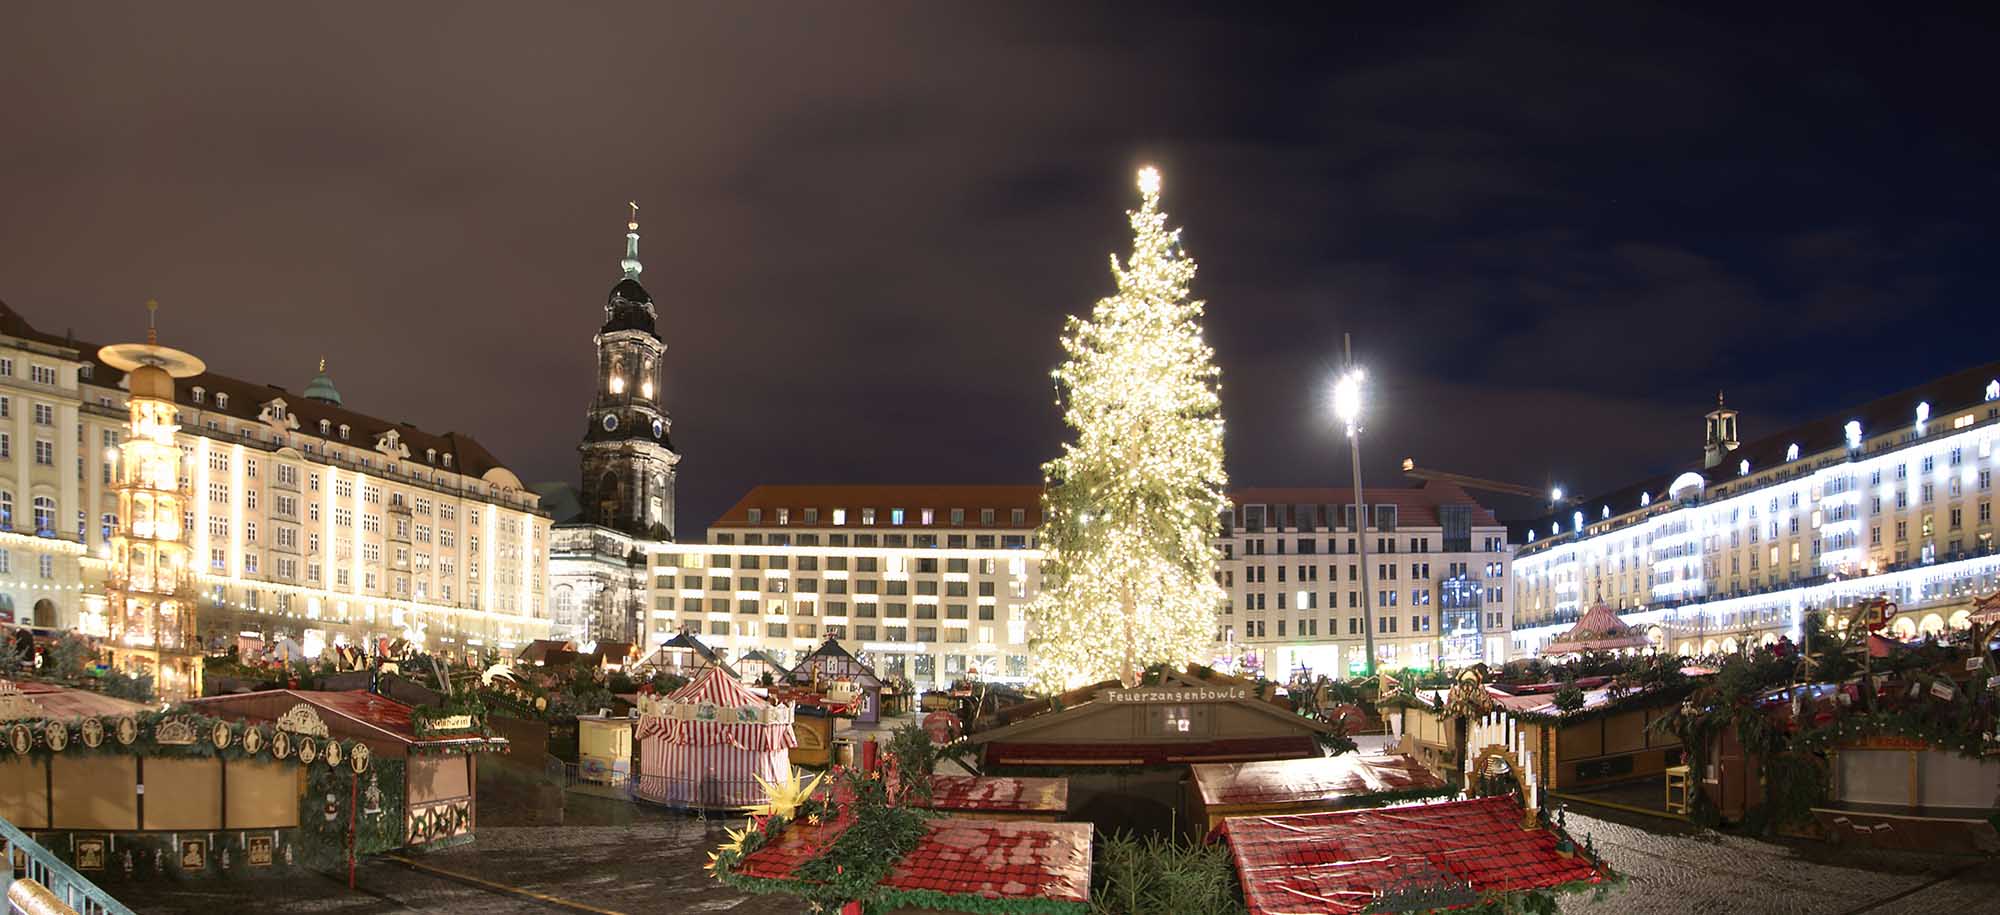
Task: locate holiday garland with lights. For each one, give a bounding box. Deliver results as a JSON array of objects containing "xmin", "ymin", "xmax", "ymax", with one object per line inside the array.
[{"xmin": 1029, "ymin": 167, "xmax": 1229, "ymax": 692}]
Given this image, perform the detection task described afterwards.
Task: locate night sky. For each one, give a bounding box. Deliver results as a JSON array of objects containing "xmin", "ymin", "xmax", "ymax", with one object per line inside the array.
[{"xmin": 3, "ymin": 4, "xmax": 1995, "ymax": 533}]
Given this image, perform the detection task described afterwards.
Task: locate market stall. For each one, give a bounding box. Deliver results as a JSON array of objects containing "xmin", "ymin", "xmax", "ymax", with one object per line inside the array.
[
  {"xmin": 787, "ymin": 638, "xmax": 885, "ymax": 724},
  {"xmin": 734, "ymin": 649, "xmax": 792, "ymax": 689},
  {"xmin": 184, "ymin": 688, "xmax": 508, "ymax": 852},
  {"xmin": 575, "ymin": 713, "xmax": 634, "ymax": 784},
  {"xmin": 633, "ymin": 665, "xmax": 794, "ymax": 809},
  {"xmin": 634, "ymin": 631, "xmax": 736, "ymax": 680}
]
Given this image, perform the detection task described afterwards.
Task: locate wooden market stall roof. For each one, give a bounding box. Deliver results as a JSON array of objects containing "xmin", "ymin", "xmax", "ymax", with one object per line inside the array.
[
  {"xmin": 1191, "ymin": 752, "xmax": 1447, "ymax": 811},
  {"xmin": 787, "ymin": 638, "xmax": 882, "ymax": 688},
  {"xmin": 734, "ymin": 649, "xmax": 792, "ymax": 678},
  {"xmin": 735, "ymin": 813, "xmax": 1091, "ymax": 908},
  {"xmin": 1219, "ymin": 796, "xmax": 1608, "ymax": 914},
  {"xmin": 923, "ymin": 774, "xmax": 1068, "ymax": 817},
  {"xmin": 968, "ymin": 666, "xmax": 1334, "ymax": 767},
  {"xmin": 637, "ymin": 632, "xmax": 738, "ymax": 678},
  {"xmin": 181, "ymin": 689, "xmax": 506, "ymax": 757},
  {"xmin": 4, "ymin": 680, "xmax": 152, "ymax": 720}
]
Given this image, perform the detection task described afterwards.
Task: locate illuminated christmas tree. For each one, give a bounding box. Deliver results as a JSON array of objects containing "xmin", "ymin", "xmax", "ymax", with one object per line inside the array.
[{"xmin": 1030, "ymin": 167, "xmax": 1228, "ymax": 691}]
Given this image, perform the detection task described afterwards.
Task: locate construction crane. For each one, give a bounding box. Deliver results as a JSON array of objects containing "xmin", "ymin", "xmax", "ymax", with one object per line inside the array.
[{"xmin": 1400, "ymin": 458, "xmax": 1574, "ymax": 506}]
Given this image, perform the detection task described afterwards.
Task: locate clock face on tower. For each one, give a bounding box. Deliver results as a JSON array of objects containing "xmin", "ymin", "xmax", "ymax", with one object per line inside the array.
[
  {"xmin": 602, "ymin": 414, "xmax": 618, "ymax": 432},
  {"xmin": 652, "ymin": 418, "xmax": 664, "ymax": 439}
]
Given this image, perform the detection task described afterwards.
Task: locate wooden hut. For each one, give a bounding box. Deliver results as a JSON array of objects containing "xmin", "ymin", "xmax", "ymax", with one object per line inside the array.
[
  {"xmin": 788, "ymin": 638, "xmax": 885, "ymax": 724},
  {"xmin": 967, "ymin": 666, "xmax": 1339, "ymax": 837},
  {"xmin": 1187, "ymin": 751, "xmax": 1449, "ymax": 835},
  {"xmin": 734, "ymin": 649, "xmax": 792, "ymax": 689},
  {"xmin": 0, "ymin": 681, "xmax": 504, "ymax": 878},
  {"xmin": 634, "ymin": 631, "xmax": 736, "ymax": 680},
  {"xmin": 968, "ymin": 667, "xmax": 1336, "ymax": 769},
  {"xmin": 184, "ymin": 689, "xmax": 508, "ymax": 851}
]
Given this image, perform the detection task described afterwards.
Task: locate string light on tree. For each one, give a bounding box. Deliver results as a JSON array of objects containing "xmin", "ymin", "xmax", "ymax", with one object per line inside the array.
[{"xmin": 1028, "ymin": 166, "xmax": 1229, "ymax": 691}]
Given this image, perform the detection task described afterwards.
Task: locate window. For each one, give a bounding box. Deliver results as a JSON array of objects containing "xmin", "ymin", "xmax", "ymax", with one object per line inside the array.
[
  {"xmin": 30, "ymin": 365, "xmax": 57, "ymax": 386},
  {"xmin": 215, "ymin": 392, "xmax": 229, "ymax": 409},
  {"xmin": 891, "ymin": 508, "xmax": 905, "ymax": 525},
  {"xmin": 33, "ymin": 440, "xmax": 53, "ymax": 466},
  {"xmin": 32, "ymin": 403, "xmax": 53, "ymax": 425},
  {"xmin": 33, "ymin": 496, "xmax": 56, "ymax": 534}
]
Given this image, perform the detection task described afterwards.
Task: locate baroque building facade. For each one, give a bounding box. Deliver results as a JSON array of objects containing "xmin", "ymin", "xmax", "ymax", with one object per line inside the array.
[
  {"xmin": 0, "ymin": 300, "xmax": 553, "ymax": 659},
  {"xmin": 1512, "ymin": 362, "xmax": 2000, "ymax": 658}
]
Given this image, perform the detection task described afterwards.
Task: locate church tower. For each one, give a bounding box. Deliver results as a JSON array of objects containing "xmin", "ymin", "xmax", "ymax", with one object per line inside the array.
[
  {"xmin": 578, "ymin": 204, "xmax": 679, "ymax": 539},
  {"xmin": 1703, "ymin": 392, "xmax": 1739, "ymax": 469}
]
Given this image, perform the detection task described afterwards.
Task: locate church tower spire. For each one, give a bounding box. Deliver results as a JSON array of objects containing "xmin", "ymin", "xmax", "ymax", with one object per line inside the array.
[
  {"xmin": 622, "ymin": 201, "xmax": 642, "ymax": 279},
  {"xmin": 578, "ymin": 201, "xmax": 679, "ymax": 539}
]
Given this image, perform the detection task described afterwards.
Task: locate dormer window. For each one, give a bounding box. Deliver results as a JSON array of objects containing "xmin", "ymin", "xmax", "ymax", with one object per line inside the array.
[
  {"xmin": 748, "ymin": 508, "xmax": 763, "ymax": 523},
  {"xmin": 192, "ymin": 387, "xmax": 205, "ymax": 404},
  {"xmin": 338, "ymin": 424, "xmax": 350, "ymax": 441},
  {"xmin": 215, "ymin": 392, "xmax": 229, "ymax": 410},
  {"xmin": 442, "ymin": 453, "xmax": 453, "ymax": 468},
  {"xmin": 1785, "ymin": 443, "xmax": 1800, "ymax": 462},
  {"xmin": 426, "ymin": 448, "xmax": 436, "ymax": 463},
  {"xmin": 319, "ymin": 419, "xmax": 331, "ymax": 435}
]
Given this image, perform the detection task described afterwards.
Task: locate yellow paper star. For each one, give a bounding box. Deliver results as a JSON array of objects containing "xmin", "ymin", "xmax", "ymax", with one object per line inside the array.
[{"xmin": 748, "ymin": 771, "xmax": 824, "ymax": 822}]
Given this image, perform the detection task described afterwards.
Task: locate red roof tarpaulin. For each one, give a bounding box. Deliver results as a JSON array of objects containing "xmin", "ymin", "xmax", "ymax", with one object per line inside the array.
[
  {"xmin": 1192, "ymin": 752, "xmax": 1446, "ymax": 809},
  {"xmin": 925, "ymin": 775, "xmax": 1069, "ymax": 815},
  {"xmin": 1219, "ymin": 797, "xmax": 1604, "ymax": 915},
  {"xmin": 736, "ymin": 815, "xmax": 1092, "ymax": 906}
]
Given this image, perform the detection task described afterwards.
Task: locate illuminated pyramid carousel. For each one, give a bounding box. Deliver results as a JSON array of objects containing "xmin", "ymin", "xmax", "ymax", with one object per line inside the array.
[{"xmin": 98, "ymin": 303, "xmax": 208, "ymax": 701}]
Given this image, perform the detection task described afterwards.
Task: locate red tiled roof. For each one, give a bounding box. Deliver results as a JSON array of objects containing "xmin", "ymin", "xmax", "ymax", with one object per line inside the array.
[
  {"xmin": 882, "ymin": 819, "xmax": 1091, "ymax": 904},
  {"xmin": 987, "ymin": 735, "xmax": 1319, "ymax": 767},
  {"xmin": 1219, "ymin": 796, "xmax": 1605, "ymax": 915},
  {"xmin": 1191, "ymin": 752, "xmax": 1446, "ymax": 808},
  {"xmin": 1228, "ymin": 482, "xmax": 1500, "ymax": 528},
  {"xmin": 925, "ymin": 775, "xmax": 1069, "ymax": 814},
  {"xmin": 711, "ymin": 484, "xmax": 1045, "ymax": 530}
]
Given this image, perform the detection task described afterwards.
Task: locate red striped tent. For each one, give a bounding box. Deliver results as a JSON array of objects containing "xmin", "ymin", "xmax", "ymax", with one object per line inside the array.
[{"xmin": 635, "ymin": 665, "xmax": 796, "ymax": 809}]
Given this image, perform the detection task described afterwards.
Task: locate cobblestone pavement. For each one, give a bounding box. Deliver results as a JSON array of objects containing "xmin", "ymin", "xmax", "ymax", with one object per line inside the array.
[
  {"xmin": 1557, "ymin": 808, "xmax": 2000, "ymax": 915},
  {"xmin": 112, "ymin": 795, "xmax": 2000, "ymax": 914}
]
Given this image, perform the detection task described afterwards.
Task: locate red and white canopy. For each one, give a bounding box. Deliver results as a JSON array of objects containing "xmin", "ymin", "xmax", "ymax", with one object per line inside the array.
[{"xmin": 639, "ymin": 666, "xmax": 795, "ymax": 752}]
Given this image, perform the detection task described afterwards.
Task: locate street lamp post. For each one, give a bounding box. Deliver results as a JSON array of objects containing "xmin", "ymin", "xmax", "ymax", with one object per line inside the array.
[{"xmin": 1334, "ymin": 334, "xmax": 1376, "ymax": 677}]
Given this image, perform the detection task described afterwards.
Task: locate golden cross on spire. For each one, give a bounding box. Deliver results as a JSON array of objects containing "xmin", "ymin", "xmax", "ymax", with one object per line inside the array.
[
  {"xmin": 319, "ymin": 356, "xmax": 327, "ymax": 373},
  {"xmin": 145, "ymin": 298, "xmax": 159, "ymax": 345},
  {"xmin": 627, "ymin": 200, "xmax": 639, "ymax": 231}
]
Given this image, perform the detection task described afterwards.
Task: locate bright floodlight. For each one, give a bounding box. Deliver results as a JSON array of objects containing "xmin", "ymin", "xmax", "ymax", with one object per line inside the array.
[
  {"xmin": 1550, "ymin": 486, "xmax": 1564, "ymax": 502},
  {"xmin": 1332, "ymin": 371, "xmax": 1363, "ymax": 429},
  {"xmin": 1137, "ymin": 166, "xmax": 1162, "ymax": 196}
]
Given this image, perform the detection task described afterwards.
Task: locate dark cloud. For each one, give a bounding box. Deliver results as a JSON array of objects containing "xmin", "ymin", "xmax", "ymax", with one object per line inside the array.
[{"xmin": 1, "ymin": 3, "xmax": 1994, "ymax": 532}]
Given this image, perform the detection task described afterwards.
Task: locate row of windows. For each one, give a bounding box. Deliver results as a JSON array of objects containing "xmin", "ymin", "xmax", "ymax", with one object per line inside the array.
[
  {"xmin": 0, "ymin": 360, "xmax": 62, "ymax": 386},
  {"xmin": 742, "ymin": 506, "xmax": 1030, "ymax": 528}
]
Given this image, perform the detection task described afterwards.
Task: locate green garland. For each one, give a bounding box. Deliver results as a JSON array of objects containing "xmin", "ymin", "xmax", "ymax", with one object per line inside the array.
[
  {"xmin": 0, "ymin": 709, "xmax": 372, "ymax": 769},
  {"xmin": 297, "ymin": 758, "xmax": 409, "ymax": 868}
]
